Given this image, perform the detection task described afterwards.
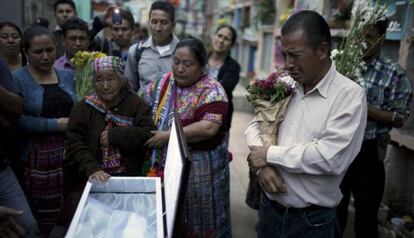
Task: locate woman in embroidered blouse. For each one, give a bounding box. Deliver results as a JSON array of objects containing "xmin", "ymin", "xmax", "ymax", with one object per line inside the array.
[
  {"xmin": 12, "ymin": 25, "xmax": 76, "ymax": 235},
  {"xmin": 65, "ymin": 56, "xmax": 154, "ymax": 184},
  {"xmin": 145, "ymin": 38, "xmax": 231, "ymax": 237}
]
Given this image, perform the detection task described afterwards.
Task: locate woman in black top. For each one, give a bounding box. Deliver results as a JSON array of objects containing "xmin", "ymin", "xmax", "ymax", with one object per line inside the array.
[{"xmin": 207, "ymin": 25, "xmax": 241, "ymax": 131}]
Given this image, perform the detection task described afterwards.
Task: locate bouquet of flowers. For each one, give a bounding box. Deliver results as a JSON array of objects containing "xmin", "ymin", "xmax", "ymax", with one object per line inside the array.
[
  {"xmin": 245, "ymin": 69, "xmax": 295, "ymax": 209},
  {"xmin": 331, "ymin": 0, "xmax": 387, "ymax": 87},
  {"xmin": 246, "ymin": 69, "xmax": 296, "ymax": 146},
  {"xmin": 71, "ymin": 51, "xmax": 106, "ymax": 98}
]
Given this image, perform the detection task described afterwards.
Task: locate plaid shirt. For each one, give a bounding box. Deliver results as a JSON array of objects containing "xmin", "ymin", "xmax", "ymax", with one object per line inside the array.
[{"xmin": 363, "ymin": 55, "xmax": 412, "ymax": 140}]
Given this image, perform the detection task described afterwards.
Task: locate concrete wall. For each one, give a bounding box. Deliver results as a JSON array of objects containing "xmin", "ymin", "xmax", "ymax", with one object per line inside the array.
[
  {"xmin": 23, "ymin": 0, "xmax": 55, "ymax": 28},
  {"xmin": 384, "ymin": 144, "xmax": 414, "ymax": 215},
  {"xmin": 383, "ymin": 11, "xmax": 414, "ymax": 214},
  {"xmin": 0, "ymin": 0, "xmax": 55, "ymax": 30},
  {"xmin": 0, "ymin": 0, "xmax": 23, "ymax": 28}
]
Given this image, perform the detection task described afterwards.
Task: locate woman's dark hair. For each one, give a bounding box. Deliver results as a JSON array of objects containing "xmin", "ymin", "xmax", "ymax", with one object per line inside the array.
[
  {"xmin": 373, "ymin": 18, "xmax": 389, "ymax": 36},
  {"xmin": 215, "ymin": 24, "xmax": 237, "ymax": 47},
  {"xmin": 118, "ymin": 9, "xmax": 135, "ymax": 29},
  {"xmin": 175, "ymin": 37, "xmax": 207, "ymax": 66},
  {"xmin": 33, "ymin": 17, "xmax": 50, "ymax": 29},
  {"xmin": 281, "ymin": 10, "xmax": 331, "ymax": 53},
  {"xmin": 0, "ymin": 21, "xmax": 22, "ymax": 38},
  {"xmin": 149, "ymin": 1, "xmax": 175, "ymax": 22},
  {"xmin": 22, "ymin": 25, "xmax": 55, "ymax": 50},
  {"xmin": 61, "ymin": 17, "xmax": 89, "ymax": 37}
]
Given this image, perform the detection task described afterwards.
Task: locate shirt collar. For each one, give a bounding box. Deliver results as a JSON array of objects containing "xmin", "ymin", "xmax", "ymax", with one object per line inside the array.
[
  {"xmin": 305, "ymin": 61, "xmax": 336, "ymax": 98},
  {"xmin": 60, "ymin": 54, "xmax": 74, "ymax": 69},
  {"xmin": 143, "ymin": 34, "xmax": 180, "ymax": 49}
]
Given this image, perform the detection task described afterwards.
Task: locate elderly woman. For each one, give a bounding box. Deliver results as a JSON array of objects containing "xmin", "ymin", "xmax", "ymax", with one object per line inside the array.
[
  {"xmin": 64, "ymin": 56, "xmax": 154, "ymax": 185},
  {"xmin": 13, "ymin": 25, "xmax": 76, "ymax": 234},
  {"xmin": 145, "ymin": 38, "xmax": 231, "ymax": 237}
]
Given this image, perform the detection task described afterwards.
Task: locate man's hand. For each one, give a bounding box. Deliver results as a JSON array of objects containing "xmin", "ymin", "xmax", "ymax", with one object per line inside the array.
[
  {"xmin": 258, "ymin": 166, "xmax": 287, "ymax": 194},
  {"xmin": 145, "ymin": 131, "xmax": 170, "ymax": 148},
  {"xmin": 0, "ymin": 206, "xmax": 25, "ymax": 238},
  {"xmin": 248, "ymin": 145, "xmax": 268, "ymax": 170}
]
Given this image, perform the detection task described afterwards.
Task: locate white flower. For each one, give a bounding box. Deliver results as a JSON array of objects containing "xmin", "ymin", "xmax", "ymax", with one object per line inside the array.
[
  {"xmin": 279, "ymin": 75, "xmax": 296, "ymax": 89},
  {"xmin": 362, "ymin": 42, "xmax": 368, "ymax": 49},
  {"xmin": 335, "ymin": 0, "xmax": 386, "ymax": 84},
  {"xmin": 331, "ymin": 49, "xmax": 340, "ymax": 59}
]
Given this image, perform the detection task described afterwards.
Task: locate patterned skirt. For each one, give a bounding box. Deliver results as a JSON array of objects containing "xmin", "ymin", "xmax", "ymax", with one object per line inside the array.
[
  {"xmin": 183, "ymin": 139, "xmax": 231, "ymax": 238},
  {"xmin": 24, "ymin": 135, "xmax": 65, "ymax": 235}
]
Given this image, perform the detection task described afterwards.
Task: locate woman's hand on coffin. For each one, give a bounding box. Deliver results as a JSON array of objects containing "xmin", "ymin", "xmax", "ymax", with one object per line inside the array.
[
  {"xmin": 258, "ymin": 166, "xmax": 287, "ymax": 194},
  {"xmin": 89, "ymin": 170, "xmax": 111, "ymax": 183},
  {"xmin": 144, "ymin": 130, "xmax": 170, "ymax": 148}
]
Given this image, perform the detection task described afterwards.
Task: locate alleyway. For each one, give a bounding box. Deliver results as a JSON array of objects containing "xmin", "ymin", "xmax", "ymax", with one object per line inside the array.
[
  {"xmin": 228, "ymin": 83, "xmax": 258, "ymax": 238},
  {"xmin": 229, "ymin": 111, "xmax": 257, "ymax": 238}
]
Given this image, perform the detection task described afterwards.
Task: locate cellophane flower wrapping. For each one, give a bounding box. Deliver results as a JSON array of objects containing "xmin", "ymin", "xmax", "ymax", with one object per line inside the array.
[
  {"xmin": 246, "ymin": 70, "xmax": 296, "ymax": 146},
  {"xmin": 244, "ymin": 70, "xmax": 295, "ymax": 209}
]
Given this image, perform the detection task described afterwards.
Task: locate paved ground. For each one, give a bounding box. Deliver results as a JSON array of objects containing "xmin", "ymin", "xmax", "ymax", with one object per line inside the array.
[
  {"xmin": 228, "ymin": 83, "xmax": 258, "ymax": 238},
  {"xmin": 228, "ymin": 111, "xmax": 258, "ymax": 238}
]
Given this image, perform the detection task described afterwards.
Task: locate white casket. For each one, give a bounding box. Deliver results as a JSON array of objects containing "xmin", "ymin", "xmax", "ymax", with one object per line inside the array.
[{"xmin": 66, "ymin": 111, "xmax": 190, "ymax": 238}]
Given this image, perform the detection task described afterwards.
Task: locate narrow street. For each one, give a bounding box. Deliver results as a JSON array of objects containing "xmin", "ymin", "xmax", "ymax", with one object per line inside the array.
[
  {"xmin": 228, "ymin": 84, "xmax": 258, "ymax": 238},
  {"xmin": 229, "ymin": 111, "xmax": 257, "ymax": 238}
]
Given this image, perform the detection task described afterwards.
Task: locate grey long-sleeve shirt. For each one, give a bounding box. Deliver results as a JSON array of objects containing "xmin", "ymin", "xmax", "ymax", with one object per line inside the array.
[{"xmin": 124, "ymin": 35, "xmax": 180, "ymax": 93}]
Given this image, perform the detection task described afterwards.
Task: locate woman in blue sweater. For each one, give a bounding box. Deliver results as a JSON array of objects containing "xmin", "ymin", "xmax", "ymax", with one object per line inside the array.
[{"xmin": 13, "ymin": 25, "xmax": 76, "ymax": 235}]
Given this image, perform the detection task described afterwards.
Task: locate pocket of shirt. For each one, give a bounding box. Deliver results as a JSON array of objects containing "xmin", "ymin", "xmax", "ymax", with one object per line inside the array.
[{"xmin": 366, "ymin": 83, "xmax": 384, "ymax": 106}]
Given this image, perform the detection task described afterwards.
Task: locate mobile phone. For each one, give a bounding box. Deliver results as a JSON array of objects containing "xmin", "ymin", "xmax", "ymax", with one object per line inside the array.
[{"xmin": 112, "ymin": 8, "xmax": 122, "ymax": 25}]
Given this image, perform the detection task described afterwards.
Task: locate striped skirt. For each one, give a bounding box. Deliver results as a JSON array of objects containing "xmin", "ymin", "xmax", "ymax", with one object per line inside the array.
[
  {"xmin": 24, "ymin": 135, "xmax": 65, "ymax": 235},
  {"xmin": 183, "ymin": 139, "xmax": 231, "ymax": 238}
]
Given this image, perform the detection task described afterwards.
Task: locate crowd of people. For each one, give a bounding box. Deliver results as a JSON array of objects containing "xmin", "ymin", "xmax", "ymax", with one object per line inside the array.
[
  {"xmin": 0, "ymin": 0, "xmax": 239, "ymax": 237},
  {"xmin": 0, "ymin": 0, "xmax": 412, "ymax": 238}
]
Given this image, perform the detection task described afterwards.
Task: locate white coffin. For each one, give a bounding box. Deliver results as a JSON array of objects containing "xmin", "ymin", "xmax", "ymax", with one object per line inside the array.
[{"xmin": 66, "ymin": 111, "xmax": 190, "ymax": 238}]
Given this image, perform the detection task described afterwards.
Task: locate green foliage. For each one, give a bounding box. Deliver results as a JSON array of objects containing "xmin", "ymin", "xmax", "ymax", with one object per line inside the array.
[{"xmin": 332, "ymin": 1, "xmax": 387, "ymax": 87}]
